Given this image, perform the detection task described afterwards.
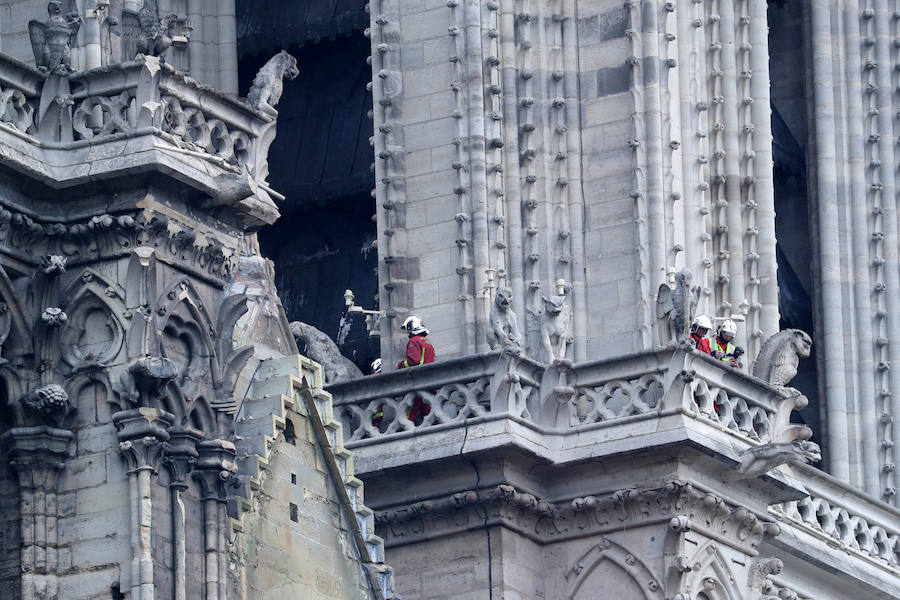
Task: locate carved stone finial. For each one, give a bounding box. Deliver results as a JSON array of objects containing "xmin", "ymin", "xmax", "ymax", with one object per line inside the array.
[
  {"xmin": 486, "ymin": 287, "xmax": 522, "ymax": 356},
  {"xmin": 28, "ymin": 1, "xmax": 80, "ymax": 73},
  {"xmin": 246, "ymin": 50, "xmax": 300, "ymax": 110},
  {"xmin": 752, "ymin": 329, "xmax": 812, "ymax": 387},
  {"xmin": 41, "ymin": 307, "xmax": 67, "ymax": 327},
  {"xmin": 41, "ymin": 254, "xmax": 67, "ymax": 274}
]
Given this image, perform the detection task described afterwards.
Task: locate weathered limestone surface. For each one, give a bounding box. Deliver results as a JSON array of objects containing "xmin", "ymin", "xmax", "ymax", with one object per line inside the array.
[{"xmin": 0, "ymin": 22, "xmax": 392, "ymax": 599}]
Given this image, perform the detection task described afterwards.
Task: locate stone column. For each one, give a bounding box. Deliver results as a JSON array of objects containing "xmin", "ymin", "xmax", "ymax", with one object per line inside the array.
[
  {"xmin": 193, "ymin": 439, "xmax": 238, "ymax": 600},
  {"xmin": 163, "ymin": 426, "xmax": 202, "ymax": 600},
  {"xmin": 113, "ymin": 408, "xmax": 174, "ymax": 600},
  {"xmin": 1, "ymin": 426, "xmax": 73, "ymax": 600}
]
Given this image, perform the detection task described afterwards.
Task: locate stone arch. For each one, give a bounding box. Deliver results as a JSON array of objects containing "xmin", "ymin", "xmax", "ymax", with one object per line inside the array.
[
  {"xmin": 65, "ymin": 373, "xmax": 114, "ymax": 427},
  {"xmin": 59, "ymin": 284, "xmax": 125, "ymax": 370},
  {"xmin": 157, "ymin": 278, "xmax": 222, "ymax": 393},
  {"xmin": 0, "ymin": 363, "xmax": 28, "ymax": 426},
  {"xmin": 680, "ymin": 541, "xmax": 744, "ymax": 600},
  {"xmin": 0, "ymin": 263, "xmax": 32, "ymax": 361},
  {"xmin": 186, "ymin": 396, "xmax": 217, "ymax": 436},
  {"xmin": 565, "ymin": 538, "xmax": 664, "ymax": 600}
]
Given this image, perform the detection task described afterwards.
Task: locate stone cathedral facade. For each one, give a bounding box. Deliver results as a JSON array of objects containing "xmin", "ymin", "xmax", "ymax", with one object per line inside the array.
[{"xmin": 0, "ymin": 2, "xmax": 896, "ymax": 600}]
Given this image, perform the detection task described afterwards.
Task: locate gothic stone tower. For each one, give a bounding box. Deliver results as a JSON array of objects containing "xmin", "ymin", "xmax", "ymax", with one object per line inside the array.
[
  {"xmin": 0, "ymin": 7, "xmax": 393, "ymax": 597},
  {"xmin": 321, "ymin": 0, "xmax": 900, "ymax": 599}
]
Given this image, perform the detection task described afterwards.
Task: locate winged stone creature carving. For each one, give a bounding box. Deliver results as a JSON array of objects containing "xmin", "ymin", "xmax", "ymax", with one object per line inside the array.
[
  {"xmin": 121, "ymin": 0, "xmax": 178, "ymax": 60},
  {"xmin": 752, "ymin": 329, "xmax": 812, "ymax": 387},
  {"xmin": 656, "ymin": 268, "xmax": 700, "ymax": 344},
  {"xmin": 28, "ymin": 0, "xmax": 81, "ymax": 73}
]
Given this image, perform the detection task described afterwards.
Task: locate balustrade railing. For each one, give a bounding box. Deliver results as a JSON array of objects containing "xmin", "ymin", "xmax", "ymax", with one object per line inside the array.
[
  {"xmin": 772, "ymin": 465, "xmax": 900, "ymax": 571},
  {"xmin": 328, "ymin": 344, "xmax": 785, "ymax": 445},
  {"xmin": 0, "ymin": 55, "xmax": 274, "ymax": 180}
]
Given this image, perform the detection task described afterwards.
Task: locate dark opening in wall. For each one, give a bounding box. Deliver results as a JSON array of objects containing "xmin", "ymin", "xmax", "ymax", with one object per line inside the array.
[
  {"xmin": 284, "ymin": 418, "xmax": 297, "ymax": 446},
  {"xmin": 110, "ymin": 584, "xmax": 124, "ymax": 600},
  {"xmin": 768, "ymin": 0, "xmax": 821, "ymax": 445},
  {"xmin": 237, "ymin": 5, "xmax": 377, "ymax": 374},
  {"xmin": 289, "ymin": 503, "xmax": 299, "ymax": 522},
  {"xmin": 291, "ymin": 473, "xmax": 297, "ymax": 485}
]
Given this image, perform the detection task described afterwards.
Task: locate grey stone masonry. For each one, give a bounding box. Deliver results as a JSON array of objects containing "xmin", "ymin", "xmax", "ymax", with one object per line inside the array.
[
  {"xmin": 368, "ymin": 0, "xmax": 780, "ymax": 367},
  {"xmin": 0, "ymin": 33, "xmax": 391, "ymax": 599}
]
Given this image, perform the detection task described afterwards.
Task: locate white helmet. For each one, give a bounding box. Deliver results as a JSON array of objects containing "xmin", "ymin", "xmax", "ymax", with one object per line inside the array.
[
  {"xmin": 692, "ymin": 314, "xmax": 713, "ymax": 331},
  {"xmin": 401, "ymin": 314, "xmax": 429, "ymax": 336},
  {"xmin": 718, "ymin": 319, "xmax": 737, "ymax": 337},
  {"xmin": 370, "ymin": 358, "xmax": 382, "ymax": 374}
]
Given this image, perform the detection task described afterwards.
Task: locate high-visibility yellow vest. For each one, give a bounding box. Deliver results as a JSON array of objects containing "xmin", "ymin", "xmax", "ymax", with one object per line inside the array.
[{"xmin": 714, "ymin": 338, "xmax": 735, "ymax": 361}]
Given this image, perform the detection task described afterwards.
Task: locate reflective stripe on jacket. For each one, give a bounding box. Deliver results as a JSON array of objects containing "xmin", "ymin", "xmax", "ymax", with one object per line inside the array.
[
  {"xmin": 398, "ymin": 335, "xmax": 435, "ymax": 369},
  {"xmin": 714, "ymin": 337, "xmax": 735, "ymax": 360}
]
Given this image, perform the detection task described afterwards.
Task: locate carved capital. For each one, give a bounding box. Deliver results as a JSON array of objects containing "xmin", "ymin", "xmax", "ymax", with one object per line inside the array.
[
  {"xmin": 163, "ymin": 425, "xmax": 203, "ymax": 489},
  {"xmin": 192, "ymin": 439, "xmax": 238, "ymax": 501},
  {"xmin": 1, "ymin": 426, "xmax": 73, "ymax": 488},
  {"xmin": 113, "ymin": 408, "xmax": 174, "ymax": 472}
]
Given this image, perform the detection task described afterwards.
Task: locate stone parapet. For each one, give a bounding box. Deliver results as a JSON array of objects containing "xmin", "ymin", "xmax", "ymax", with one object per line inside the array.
[
  {"xmin": 329, "ymin": 344, "xmax": 900, "ymax": 598},
  {"xmin": 0, "ymin": 53, "xmax": 281, "ymax": 229}
]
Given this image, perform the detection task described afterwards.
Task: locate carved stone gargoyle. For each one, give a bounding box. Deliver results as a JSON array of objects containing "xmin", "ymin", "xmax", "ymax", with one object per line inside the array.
[
  {"xmin": 121, "ymin": 0, "xmax": 178, "ymax": 59},
  {"xmin": 656, "ymin": 268, "xmax": 700, "ymax": 344},
  {"xmin": 726, "ymin": 328, "xmax": 821, "ymax": 479},
  {"xmin": 246, "ymin": 50, "xmax": 300, "ymax": 111},
  {"xmin": 486, "ymin": 287, "xmax": 522, "ymax": 357},
  {"xmin": 290, "ymin": 321, "xmax": 362, "ymax": 384},
  {"xmin": 735, "ymin": 439, "xmax": 822, "ymax": 479}
]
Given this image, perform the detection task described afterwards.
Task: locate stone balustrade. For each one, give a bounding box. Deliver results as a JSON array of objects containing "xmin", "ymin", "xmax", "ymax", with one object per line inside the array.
[
  {"xmin": 329, "ymin": 345, "xmax": 900, "ymax": 582},
  {"xmin": 0, "ymin": 53, "xmax": 281, "ymax": 228},
  {"xmin": 328, "ymin": 344, "xmax": 786, "ymax": 445},
  {"xmin": 772, "ymin": 464, "xmax": 900, "ymax": 572}
]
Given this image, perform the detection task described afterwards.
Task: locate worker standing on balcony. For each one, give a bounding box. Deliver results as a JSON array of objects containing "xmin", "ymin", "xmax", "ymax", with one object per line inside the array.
[
  {"xmin": 398, "ymin": 315, "xmax": 436, "ymax": 424},
  {"xmin": 713, "ymin": 319, "xmax": 743, "ymax": 368},
  {"xmin": 690, "ymin": 315, "xmax": 713, "ymax": 355}
]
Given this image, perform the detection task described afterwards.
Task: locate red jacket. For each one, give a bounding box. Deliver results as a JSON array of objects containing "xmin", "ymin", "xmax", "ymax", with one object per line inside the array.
[
  {"xmin": 398, "ymin": 334, "xmax": 435, "ymax": 368},
  {"xmin": 691, "ymin": 333, "xmax": 711, "ymax": 355}
]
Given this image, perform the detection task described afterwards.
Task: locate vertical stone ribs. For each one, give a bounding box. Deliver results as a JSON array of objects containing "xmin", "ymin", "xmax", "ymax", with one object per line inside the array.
[
  {"xmin": 864, "ymin": 0, "xmax": 900, "ymax": 504},
  {"xmin": 636, "ymin": 0, "xmax": 777, "ymax": 359},
  {"xmin": 369, "ymin": 0, "xmax": 406, "ymax": 364},
  {"xmin": 808, "ymin": 0, "xmax": 900, "ymax": 504}
]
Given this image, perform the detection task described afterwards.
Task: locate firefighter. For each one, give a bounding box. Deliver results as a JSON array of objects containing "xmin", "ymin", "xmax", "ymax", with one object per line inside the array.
[
  {"xmin": 713, "ymin": 319, "xmax": 742, "ymax": 368},
  {"xmin": 398, "ymin": 314, "xmax": 435, "ymax": 424},
  {"xmin": 690, "ymin": 314, "xmax": 713, "ymax": 355}
]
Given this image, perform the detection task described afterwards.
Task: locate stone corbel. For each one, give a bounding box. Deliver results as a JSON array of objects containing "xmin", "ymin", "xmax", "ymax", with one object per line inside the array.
[
  {"xmin": 192, "ymin": 439, "xmax": 238, "ymax": 600},
  {"xmin": 488, "ymin": 353, "xmax": 537, "ymax": 420},
  {"xmin": 1, "ymin": 425, "xmax": 74, "ymax": 600},
  {"xmin": 113, "ymin": 408, "xmax": 174, "ymax": 600},
  {"xmin": 163, "ymin": 426, "xmax": 202, "ymax": 600}
]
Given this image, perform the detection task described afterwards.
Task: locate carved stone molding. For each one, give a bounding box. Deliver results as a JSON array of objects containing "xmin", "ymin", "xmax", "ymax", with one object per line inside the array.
[
  {"xmin": 375, "ymin": 480, "xmax": 781, "ymax": 553},
  {"xmin": 0, "ymin": 204, "xmax": 240, "ymax": 283}
]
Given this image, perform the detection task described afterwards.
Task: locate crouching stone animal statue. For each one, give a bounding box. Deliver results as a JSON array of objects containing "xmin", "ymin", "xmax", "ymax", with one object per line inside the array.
[
  {"xmin": 752, "ymin": 329, "xmax": 812, "ymax": 388},
  {"xmin": 247, "ymin": 50, "xmax": 300, "ymax": 110},
  {"xmin": 540, "ymin": 295, "xmax": 572, "ymax": 365},
  {"xmin": 486, "ymin": 288, "xmax": 522, "ymax": 356}
]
